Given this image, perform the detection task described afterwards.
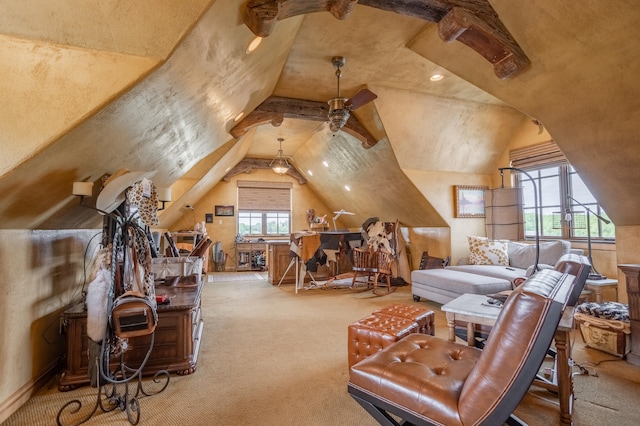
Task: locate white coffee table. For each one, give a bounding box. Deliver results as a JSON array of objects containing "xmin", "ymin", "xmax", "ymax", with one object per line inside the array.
[{"xmin": 442, "ymin": 293, "xmax": 575, "ymax": 425}]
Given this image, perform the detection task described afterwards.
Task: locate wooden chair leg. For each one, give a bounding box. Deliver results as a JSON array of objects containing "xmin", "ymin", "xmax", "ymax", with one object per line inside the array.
[
  {"xmin": 372, "ymin": 274, "xmax": 396, "ymax": 296},
  {"xmin": 351, "ymin": 271, "xmax": 372, "ymax": 292}
]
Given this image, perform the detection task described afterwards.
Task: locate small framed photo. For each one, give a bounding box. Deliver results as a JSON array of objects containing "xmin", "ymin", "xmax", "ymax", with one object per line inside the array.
[
  {"xmin": 454, "ymin": 185, "xmax": 487, "ymax": 218},
  {"xmin": 215, "ymin": 205, "xmax": 234, "ymax": 216},
  {"xmin": 205, "ymin": 213, "xmax": 213, "ymax": 223}
]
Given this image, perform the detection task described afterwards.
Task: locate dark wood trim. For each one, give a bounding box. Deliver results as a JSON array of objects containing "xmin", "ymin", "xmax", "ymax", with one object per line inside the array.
[
  {"xmin": 230, "ymin": 96, "xmax": 378, "ymax": 149},
  {"xmin": 222, "ymin": 157, "xmax": 307, "ymax": 184},
  {"xmin": 243, "ymin": 0, "xmax": 530, "ymax": 79}
]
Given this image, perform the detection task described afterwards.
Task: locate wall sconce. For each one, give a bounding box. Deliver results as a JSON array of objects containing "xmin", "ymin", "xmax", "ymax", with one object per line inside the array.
[
  {"xmin": 72, "ymin": 180, "xmax": 115, "ymax": 217},
  {"xmin": 72, "ymin": 181, "xmax": 94, "ymax": 197},
  {"xmin": 157, "ymin": 187, "xmax": 172, "ymax": 211},
  {"xmin": 72, "ymin": 181, "xmax": 95, "ymax": 209}
]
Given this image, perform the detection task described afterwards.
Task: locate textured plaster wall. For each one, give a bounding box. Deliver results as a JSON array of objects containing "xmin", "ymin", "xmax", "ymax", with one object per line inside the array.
[
  {"xmin": 403, "ymin": 168, "xmax": 490, "ymax": 264},
  {"xmin": 0, "ymin": 229, "xmax": 100, "ymax": 421},
  {"xmin": 613, "ymin": 226, "xmax": 640, "ymax": 303}
]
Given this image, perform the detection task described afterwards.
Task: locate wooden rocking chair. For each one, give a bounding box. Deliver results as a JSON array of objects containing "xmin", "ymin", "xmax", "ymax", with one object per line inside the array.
[{"xmin": 351, "ymin": 248, "xmax": 396, "ymax": 296}]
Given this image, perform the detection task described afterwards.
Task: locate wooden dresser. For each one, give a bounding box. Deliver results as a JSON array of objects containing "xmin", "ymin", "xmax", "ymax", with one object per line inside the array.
[
  {"xmin": 58, "ymin": 281, "xmax": 204, "ymax": 391},
  {"xmin": 268, "ymin": 241, "xmax": 297, "ymax": 285}
]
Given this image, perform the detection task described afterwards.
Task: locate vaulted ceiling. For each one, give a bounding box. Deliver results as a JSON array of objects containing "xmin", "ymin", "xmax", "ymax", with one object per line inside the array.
[{"xmin": 1, "ymin": 1, "xmax": 639, "ymax": 230}]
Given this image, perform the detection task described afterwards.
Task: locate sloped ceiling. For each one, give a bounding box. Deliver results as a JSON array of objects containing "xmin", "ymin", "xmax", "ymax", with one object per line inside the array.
[{"xmin": 0, "ymin": 1, "xmax": 639, "ymax": 230}]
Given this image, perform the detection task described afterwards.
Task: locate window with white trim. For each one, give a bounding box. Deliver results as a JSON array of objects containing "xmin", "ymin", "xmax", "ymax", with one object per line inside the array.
[
  {"xmin": 510, "ymin": 142, "xmax": 614, "ymax": 241},
  {"xmin": 237, "ymin": 181, "xmax": 291, "ymax": 236}
]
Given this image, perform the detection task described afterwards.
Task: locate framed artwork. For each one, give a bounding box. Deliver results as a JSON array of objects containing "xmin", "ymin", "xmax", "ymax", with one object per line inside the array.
[
  {"xmin": 454, "ymin": 185, "xmax": 487, "ymax": 218},
  {"xmin": 205, "ymin": 213, "xmax": 213, "ymax": 223},
  {"xmin": 215, "ymin": 205, "xmax": 234, "ymax": 216}
]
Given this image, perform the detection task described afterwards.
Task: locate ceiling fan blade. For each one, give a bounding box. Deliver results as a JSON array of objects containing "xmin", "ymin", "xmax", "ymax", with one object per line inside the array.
[
  {"xmin": 311, "ymin": 121, "xmax": 329, "ymax": 135},
  {"xmin": 345, "ymin": 88, "xmax": 377, "ymax": 110}
]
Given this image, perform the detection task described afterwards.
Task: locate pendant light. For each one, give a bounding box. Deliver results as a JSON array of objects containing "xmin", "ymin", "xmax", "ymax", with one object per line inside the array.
[{"xmin": 270, "ymin": 138, "xmax": 290, "ymax": 175}]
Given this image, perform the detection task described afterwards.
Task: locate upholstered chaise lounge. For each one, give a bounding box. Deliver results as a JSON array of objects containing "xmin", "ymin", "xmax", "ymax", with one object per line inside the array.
[{"xmin": 348, "ymin": 256, "xmax": 589, "ymax": 426}]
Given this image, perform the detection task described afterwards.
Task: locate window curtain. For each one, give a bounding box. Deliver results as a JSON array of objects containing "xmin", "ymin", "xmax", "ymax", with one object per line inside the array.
[
  {"xmin": 509, "ymin": 140, "xmax": 567, "ymax": 169},
  {"xmin": 237, "ymin": 181, "xmax": 291, "ymax": 211},
  {"xmin": 485, "ymin": 186, "xmax": 524, "ymax": 241}
]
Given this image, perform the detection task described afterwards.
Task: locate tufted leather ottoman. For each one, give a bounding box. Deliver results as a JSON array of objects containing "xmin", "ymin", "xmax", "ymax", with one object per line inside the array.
[
  {"xmin": 348, "ymin": 314, "xmax": 418, "ymax": 368},
  {"xmin": 373, "ymin": 304, "xmax": 435, "ymax": 336}
]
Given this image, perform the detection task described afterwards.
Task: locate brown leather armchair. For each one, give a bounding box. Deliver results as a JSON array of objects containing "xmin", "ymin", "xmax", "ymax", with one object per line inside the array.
[{"xmin": 348, "ymin": 256, "xmax": 589, "ymax": 426}]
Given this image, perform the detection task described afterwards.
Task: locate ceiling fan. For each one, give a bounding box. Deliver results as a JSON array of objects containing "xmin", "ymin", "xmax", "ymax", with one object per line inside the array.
[{"xmin": 325, "ymin": 56, "xmax": 377, "ymax": 133}]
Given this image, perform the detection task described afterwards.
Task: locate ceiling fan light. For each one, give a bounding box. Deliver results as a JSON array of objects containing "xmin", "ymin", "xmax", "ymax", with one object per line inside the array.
[
  {"xmin": 272, "ymin": 162, "xmax": 290, "ymax": 175},
  {"xmin": 328, "ymin": 98, "xmax": 350, "ymax": 131}
]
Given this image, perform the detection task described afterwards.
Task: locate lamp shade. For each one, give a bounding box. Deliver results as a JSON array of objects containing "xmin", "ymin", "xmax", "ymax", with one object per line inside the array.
[
  {"xmin": 485, "ymin": 187, "xmax": 523, "ymax": 240},
  {"xmin": 270, "ymin": 138, "xmax": 290, "ymax": 174},
  {"xmin": 72, "ymin": 181, "xmax": 94, "ymax": 196},
  {"xmin": 157, "ymin": 187, "xmax": 172, "ymax": 202}
]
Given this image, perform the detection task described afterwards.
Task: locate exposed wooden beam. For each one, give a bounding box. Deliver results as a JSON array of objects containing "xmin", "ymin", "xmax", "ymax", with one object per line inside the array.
[
  {"xmin": 230, "ymin": 96, "xmax": 379, "ymax": 149},
  {"xmin": 243, "ymin": 0, "xmax": 530, "ymax": 79},
  {"xmin": 222, "ymin": 157, "xmax": 307, "ymax": 184},
  {"xmin": 438, "ymin": 7, "xmax": 529, "ymax": 79}
]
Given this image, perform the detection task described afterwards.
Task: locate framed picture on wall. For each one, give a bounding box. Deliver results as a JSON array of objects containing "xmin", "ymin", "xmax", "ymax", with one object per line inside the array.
[
  {"xmin": 454, "ymin": 185, "xmax": 487, "ymax": 218},
  {"xmin": 215, "ymin": 205, "xmax": 234, "ymax": 216}
]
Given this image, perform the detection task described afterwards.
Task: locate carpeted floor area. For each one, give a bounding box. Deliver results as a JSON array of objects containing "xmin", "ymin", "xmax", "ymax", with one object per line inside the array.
[
  {"xmin": 207, "ymin": 271, "xmax": 267, "ymax": 282},
  {"xmin": 5, "ymin": 275, "xmax": 640, "ymax": 425}
]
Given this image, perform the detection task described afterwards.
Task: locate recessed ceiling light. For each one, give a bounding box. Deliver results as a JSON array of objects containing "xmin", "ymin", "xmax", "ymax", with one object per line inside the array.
[
  {"xmin": 430, "ymin": 73, "xmax": 444, "ymax": 82},
  {"xmin": 233, "ymin": 111, "xmax": 244, "ymax": 122},
  {"xmin": 245, "ymin": 36, "xmax": 263, "ymax": 54},
  {"xmin": 344, "ymin": 185, "xmax": 351, "ymax": 191},
  {"xmin": 323, "ymin": 161, "xmax": 329, "ymax": 168},
  {"xmin": 307, "ymin": 170, "xmax": 313, "ymax": 176}
]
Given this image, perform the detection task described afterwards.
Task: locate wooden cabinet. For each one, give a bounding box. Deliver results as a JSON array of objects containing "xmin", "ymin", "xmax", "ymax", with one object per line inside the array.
[
  {"xmin": 235, "ymin": 242, "xmax": 266, "ymax": 271},
  {"xmin": 58, "ymin": 282, "xmax": 204, "ymax": 391},
  {"xmin": 268, "ymin": 242, "xmax": 297, "ymax": 285}
]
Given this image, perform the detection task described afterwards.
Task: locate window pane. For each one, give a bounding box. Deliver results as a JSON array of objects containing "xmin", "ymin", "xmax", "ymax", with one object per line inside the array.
[
  {"xmin": 277, "ymin": 216, "xmax": 290, "ymax": 234},
  {"xmin": 541, "ymin": 207, "xmax": 561, "ymax": 237},
  {"xmin": 539, "ymin": 175, "xmax": 560, "ymax": 207},
  {"xmin": 516, "ymin": 163, "xmax": 614, "ymax": 241},
  {"xmin": 570, "ymin": 172, "xmax": 596, "ymax": 204},
  {"xmin": 238, "ymin": 211, "xmax": 263, "ymax": 235},
  {"xmin": 539, "ymin": 166, "xmax": 559, "ymax": 178}
]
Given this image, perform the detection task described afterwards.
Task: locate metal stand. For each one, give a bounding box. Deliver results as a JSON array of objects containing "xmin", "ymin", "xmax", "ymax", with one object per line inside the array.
[
  {"xmin": 57, "ymin": 207, "xmax": 169, "ymax": 425},
  {"xmin": 567, "ymin": 195, "xmax": 611, "ymax": 279},
  {"xmin": 56, "ymin": 332, "xmax": 169, "ymax": 425}
]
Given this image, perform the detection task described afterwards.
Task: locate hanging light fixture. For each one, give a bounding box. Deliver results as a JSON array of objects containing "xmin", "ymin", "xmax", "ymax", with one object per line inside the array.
[{"xmin": 270, "ymin": 137, "xmax": 290, "ymax": 175}]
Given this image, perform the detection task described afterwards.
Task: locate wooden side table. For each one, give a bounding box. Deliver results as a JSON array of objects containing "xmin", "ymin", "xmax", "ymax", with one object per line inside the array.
[
  {"xmin": 584, "ymin": 278, "xmax": 618, "ymax": 303},
  {"xmin": 442, "ymin": 293, "xmax": 575, "ymax": 425}
]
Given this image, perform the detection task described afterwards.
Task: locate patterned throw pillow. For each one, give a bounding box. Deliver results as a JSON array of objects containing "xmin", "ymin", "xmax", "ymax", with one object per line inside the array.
[{"xmin": 468, "ymin": 236, "xmax": 509, "ymax": 266}]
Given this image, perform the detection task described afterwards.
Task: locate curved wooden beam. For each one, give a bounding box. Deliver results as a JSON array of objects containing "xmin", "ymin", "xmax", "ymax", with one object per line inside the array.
[
  {"xmin": 222, "ymin": 157, "xmax": 307, "ymax": 184},
  {"xmin": 243, "ymin": 0, "xmax": 530, "ymax": 79},
  {"xmin": 244, "ymin": 0, "xmax": 358, "ymax": 37},
  {"xmin": 230, "ymin": 96, "xmax": 379, "ymax": 149}
]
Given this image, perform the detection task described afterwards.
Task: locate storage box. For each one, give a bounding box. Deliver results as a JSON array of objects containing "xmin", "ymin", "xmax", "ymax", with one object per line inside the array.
[
  {"xmin": 574, "ymin": 312, "xmax": 630, "ymax": 357},
  {"xmin": 152, "ymin": 256, "xmax": 203, "ymax": 282}
]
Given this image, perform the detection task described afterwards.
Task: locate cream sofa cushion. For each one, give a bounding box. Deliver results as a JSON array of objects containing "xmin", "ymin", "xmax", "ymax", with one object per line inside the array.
[
  {"xmin": 508, "ymin": 240, "xmax": 570, "ymax": 269},
  {"xmin": 468, "ymin": 236, "xmax": 509, "ymax": 266}
]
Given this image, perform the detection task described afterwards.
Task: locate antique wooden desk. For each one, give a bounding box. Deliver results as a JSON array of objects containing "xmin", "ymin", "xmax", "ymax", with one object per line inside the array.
[
  {"xmin": 58, "ymin": 281, "xmax": 203, "ymax": 391},
  {"xmin": 442, "ymin": 293, "xmax": 575, "ymax": 425}
]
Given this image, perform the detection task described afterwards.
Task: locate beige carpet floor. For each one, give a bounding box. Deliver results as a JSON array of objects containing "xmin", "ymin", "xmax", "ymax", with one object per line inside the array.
[{"xmin": 5, "ymin": 273, "xmax": 640, "ymax": 425}]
